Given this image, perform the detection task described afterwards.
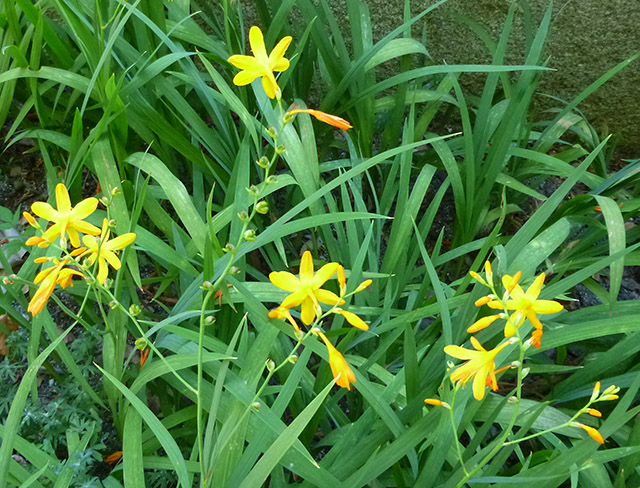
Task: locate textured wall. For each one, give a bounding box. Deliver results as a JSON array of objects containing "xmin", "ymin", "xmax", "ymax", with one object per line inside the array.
[{"xmin": 331, "ymin": 0, "xmax": 640, "ymax": 153}]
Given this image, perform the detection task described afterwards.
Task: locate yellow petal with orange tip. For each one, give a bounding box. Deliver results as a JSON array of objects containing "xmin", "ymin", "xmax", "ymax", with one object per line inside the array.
[
  {"xmin": 316, "ymin": 330, "xmax": 356, "ymax": 390},
  {"xmin": 104, "ymin": 451, "xmax": 123, "ymax": 464},
  {"xmin": 475, "ymin": 296, "xmax": 492, "ymax": 307},
  {"xmin": 424, "ymin": 398, "xmax": 449, "ymax": 408},
  {"xmin": 288, "ymin": 109, "xmax": 353, "ymax": 130}
]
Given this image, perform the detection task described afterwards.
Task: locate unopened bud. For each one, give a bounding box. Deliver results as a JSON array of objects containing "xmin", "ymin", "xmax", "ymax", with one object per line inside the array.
[
  {"xmin": 134, "ymin": 337, "xmax": 147, "ymax": 350},
  {"xmin": 129, "ymin": 304, "xmax": 141, "ymax": 316},
  {"xmin": 237, "ymin": 210, "xmax": 249, "ymax": 222},
  {"xmin": 108, "ymin": 300, "xmax": 118, "ymax": 310},
  {"xmin": 355, "ymin": 280, "xmax": 372, "ymax": 293},
  {"xmin": 111, "ymin": 186, "xmax": 120, "ymax": 196},
  {"xmin": 266, "ymin": 175, "xmax": 278, "ymax": 185},
  {"xmin": 243, "ymin": 229, "xmax": 257, "ymax": 242},
  {"xmin": 521, "ymin": 367, "xmax": 530, "ymax": 379},
  {"xmin": 108, "ymin": 219, "xmax": 117, "ymax": 228},
  {"xmin": 255, "ymin": 201, "xmax": 269, "ymax": 214},
  {"xmin": 103, "ymin": 278, "xmax": 113, "ymax": 289},
  {"xmin": 230, "ymin": 266, "xmax": 240, "ymax": 274},
  {"xmin": 223, "ymin": 243, "xmax": 235, "ymax": 254},
  {"xmin": 205, "ymin": 315, "xmax": 216, "ymax": 325},
  {"xmin": 288, "ymin": 355, "xmax": 298, "ymax": 364},
  {"xmin": 275, "ymin": 144, "xmax": 286, "ymax": 155},
  {"xmin": 266, "ymin": 127, "xmax": 277, "ymax": 139},
  {"xmin": 251, "ymin": 402, "xmax": 261, "ymax": 411},
  {"xmin": 100, "ymin": 196, "xmax": 109, "ymax": 206},
  {"xmin": 508, "ymin": 396, "xmax": 517, "ymax": 403},
  {"xmin": 2, "ymin": 276, "xmax": 13, "ymax": 285},
  {"xmin": 283, "ymin": 113, "xmax": 294, "ymax": 124},
  {"xmin": 266, "ymin": 359, "xmax": 275, "ymax": 371},
  {"xmin": 202, "ymin": 281, "xmax": 213, "ymax": 290},
  {"xmin": 246, "ymin": 185, "xmax": 260, "ymax": 197},
  {"xmin": 257, "ymin": 156, "xmax": 270, "ymax": 168}
]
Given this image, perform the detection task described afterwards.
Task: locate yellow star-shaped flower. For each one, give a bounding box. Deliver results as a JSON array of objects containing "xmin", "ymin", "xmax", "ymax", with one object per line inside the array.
[
  {"xmin": 269, "ymin": 251, "xmax": 343, "ymax": 325},
  {"xmin": 29, "ymin": 183, "xmax": 101, "ymax": 248},
  {"xmin": 488, "ymin": 272, "xmax": 563, "ymax": 347},
  {"xmin": 227, "ymin": 26, "xmax": 292, "ymax": 99},
  {"xmin": 444, "ymin": 337, "xmax": 512, "ymax": 401},
  {"xmin": 75, "ymin": 219, "xmax": 136, "ymax": 284}
]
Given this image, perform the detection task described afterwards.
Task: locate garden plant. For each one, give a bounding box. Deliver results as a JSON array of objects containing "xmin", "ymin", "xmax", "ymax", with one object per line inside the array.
[{"xmin": 1, "ymin": 0, "xmax": 640, "ymax": 487}]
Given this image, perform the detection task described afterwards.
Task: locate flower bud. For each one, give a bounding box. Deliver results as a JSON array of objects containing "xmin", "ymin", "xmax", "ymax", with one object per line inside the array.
[
  {"xmin": 237, "ymin": 210, "xmax": 249, "ymax": 222},
  {"xmin": 205, "ymin": 315, "xmax": 216, "ymax": 325},
  {"xmin": 255, "ymin": 201, "xmax": 269, "ymax": 214},
  {"xmin": 283, "ymin": 113, "xmax": 294, "ymax": 125},
  {"xmin": 354, "ymin": 279, "xmax": 372, "ymax": 293},
  {"xmin": 108, "ymin": 300, "xmax": 119, "ymax": 310},
  {"xmin": 108, "ymin": 219, "xmax": 117, "ymax": 228},
  {"xmin": 275, "ymin": 144, "xmax": 286, "ymax": 155},
  {"xmin": 223, "ymin": 243, "xmax": 235, "ymax": 254},
  {"xmin": 521, "ymin": 367, "xmax": 530, "ymax": 379},
  {"xmin": 201, "ymin": 281, "xmax": 213, "ymax": 290},
  {"xmin": 100, "ymin": 196, "xmax": 109, "ymax": 206},
  {"xmin": 129, "ymin": 304, "xmax": 141, "ymax": 316},
  {"xmin": 252, "ymin": 402, "xmax": 262, "ymax": 411},
  {"xmin": 246, "ymin": 185, "xmax": 260, "ymax": 197},
  {"xmin": 111, "ymin": 186, "xmax": 121, "ymax": 196},
  {"xmin": 288, "ymin": 355, "xmax": 298, "ymax": 364},
  {"xmin": 266, "ymin": 126, "xmax": 277, "ymax": 139},
  {"xmin": 590, "ymin": 381, "xmax": 601, "ymax": 401},
  {"xmin": 230, "ymin": 266, "xmax": 240, "ymax": 274},
  {"xmin": 23, "ymin": 212, "xmax": 40, "ymax": 229},
  {"xmin": 103, "ymin": 278, "xmax": 113, "ymax": 289},
  {"xmin": 257, "ymin": 156, "xmax": 270, "ymax": 168},
  {"xmin": 243, "ymin": 229, "xmax": 257, "ymax": 242},
  {"xmin": 134, "ymin": 337, "xmax": 147, "ymax": 350},
  {"xmin": 265, "ymin": 359, "xmax": 275, "ymax": 371},
  {"xmin": 2, "ymin": 276, "xmax": 13, "ymax": 285}
]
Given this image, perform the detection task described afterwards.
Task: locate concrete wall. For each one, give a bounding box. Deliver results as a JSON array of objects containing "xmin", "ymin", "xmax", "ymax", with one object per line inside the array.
[{"xmin": 331, "ymin": 0, "xmax": 640, "ymax": 154}]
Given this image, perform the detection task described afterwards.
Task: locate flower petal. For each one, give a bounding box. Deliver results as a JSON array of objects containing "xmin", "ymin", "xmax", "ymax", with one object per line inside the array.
[
  {"xmin": 71, "ymin": 197, "xmax": 98, "ymax": 220},
  {"xmin": 532, "ymin": 300, "xmax": 563, "ymax": 314},
  {"xmin": 249, "ymin": 26, "xmax": 268, "ymax": 61},
  {"xmin": 311, "ymin": 262, "xmax": 340, "ymax": 288},
  {"xmin": 299, "ymin": 251, "xmax": 314, "ymax": 282},
  {"xmin": 526, "ymin": 273, "xmax": 546, "ymax": 300},
  {"xmin": 104, "ymin": 233, "xmax": 136, "ymax": 251},
  {"xmin": 228, "ymin": 54, "xmax": 262, "ymax": 70},
  {"xmin": 313, "ymin": 288, "xmax": 344, "ymax": 306},
  {"xmin": 31, "ymin": 202, "xmax": 59, "ymax": 221},
  {"xmin": 233, "ymin": 70, "xmax": 261, "ymax": 86},
  {"xmin": 261, "ymin": 73, "xmax": 279, "ymax": 99},
  {"xmin": 337, "ymin": 309, "xmax": 369, "ymax": 330},
  {"xmin": 55, "ymin": 183, "xmax": 71, "ymax": 212},
  {"xmin": 444, "ymin": 345, "xmax": 480, "ymax": 361},
  {"xmin": 269, "ymin": 35, "xmax": 292, "ymax": 70},
  {"xmin": 280, "ymin": 291, "xmax": 305, "ymax": 309},
  {"xmin": 300, "ymin": 296, "xmax": 316, "ymax": 325},
  {"xmin": 269, "ymin": 271, "xmax": 300, "ymax": 292}
]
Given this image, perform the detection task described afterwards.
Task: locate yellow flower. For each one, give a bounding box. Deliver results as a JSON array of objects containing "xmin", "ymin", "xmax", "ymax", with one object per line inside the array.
[
  {"xmin": 268, "ymin": 306, "xmax": 300, "ymax": 333},
  {"xmin": 28, "ymin": 258, "xmax": 84, "ymax": 315},
  {"xmin": 227, "ymin": 26, "xmax": 292, "ymax": 99},
  {"xmin": 424, "ymin": 398, "xmax": 450, "ymax": 408},
  {"xmin": 287, "ymin": 109, "xmax": 353, "ymax": 130},
  {"xmin": 315, "ymin": 330, "xmax": 356, "ymax": 390},
  {"xmin": 76, "ymin": 219, "xmax": 136, "ymax": 284},
  {"xmin": 444, "ymin": 337, "xmax": 512, "ymax": 401},
  {"xmin": 269, "ymin": 251, "xmax": 344, "ymax": 325},
  {"xmin": 29, "ymin": 183, "xmax": 101, "ymax": 248},
  {"xmin": 488, "ymin": 272, "xmax": 563, "ymax": 348}
]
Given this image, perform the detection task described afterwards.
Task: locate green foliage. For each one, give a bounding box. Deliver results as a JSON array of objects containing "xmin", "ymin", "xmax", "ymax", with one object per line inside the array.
[{"xmin": 0, "ymin": 0, "xmax": 638, "ymax": 486}]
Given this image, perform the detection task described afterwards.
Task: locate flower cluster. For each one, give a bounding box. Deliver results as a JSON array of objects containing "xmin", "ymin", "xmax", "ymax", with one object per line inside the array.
[
  {"xmin": 443, "ymin": 262, "xmax": 563, "ymax": 401},
  {"xmin": 268, "ymin": 251, "xmax": 371, "ymax": 389},
  {"xmin": 23, "ymin": 183, "xmax": 136, "ymax": 315}
]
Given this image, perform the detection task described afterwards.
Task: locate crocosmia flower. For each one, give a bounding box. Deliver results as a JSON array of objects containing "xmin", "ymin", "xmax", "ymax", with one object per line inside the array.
[
  {"xmin": 444, "ymin": 337, "xmax": 512, "ymax": 401},
  {"xmin": 288, "ymin": 109, "xmax": 352, "ymax": 130},
  {"xmin": 75, "ymin": 219, "xmax": 136, "ymax": 284},
  {"xmin": 29, "ymin": 183, "xmax": 100, "ymax": 247},
  {"xmin": 228, "ymin": 26, "xmax": 292, "ymax": 99},
  {"xmin": 316, "ymin": 330, "xmax": 356, "ymax": 390},
  {"xmin": 28, "ymin": 258, "xmax": 84, "ymax": 315},
  {"xmin": 269, "ymin": 251, "xmax": 344, "ymax": 325}
]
